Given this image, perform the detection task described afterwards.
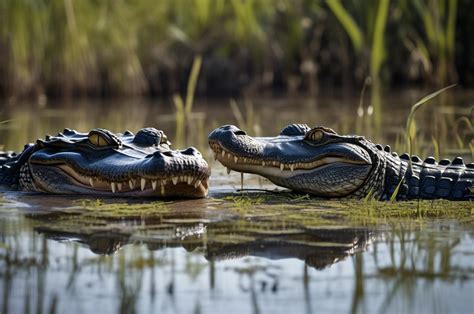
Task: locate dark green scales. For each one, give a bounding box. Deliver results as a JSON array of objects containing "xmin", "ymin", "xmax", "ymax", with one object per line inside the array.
[{"xmin": 209, "ymin": 124, "xmax": 473, "ymax": 201}]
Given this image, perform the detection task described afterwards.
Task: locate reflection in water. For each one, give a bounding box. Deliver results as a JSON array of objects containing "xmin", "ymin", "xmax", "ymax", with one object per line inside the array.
[
  {"xmin": 0, "ymin": 194, "xmax": 473, "ymax": 313},
  {"xmin": 34, "ymin": 217, "xmax": 372, "ymax": 271}
]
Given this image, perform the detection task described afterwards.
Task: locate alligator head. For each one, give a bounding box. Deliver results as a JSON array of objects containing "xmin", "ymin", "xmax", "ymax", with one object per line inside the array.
[
  {"xmin": 3, "ymin": 127, "xmax": 210, "ymax": 198},
  {"xmin": 209, "ymin": 124, "xmax": 382, "ymax": 198}
]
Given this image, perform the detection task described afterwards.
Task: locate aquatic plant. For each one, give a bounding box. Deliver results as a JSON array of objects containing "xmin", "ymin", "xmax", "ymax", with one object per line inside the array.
[
  {"xmin": 174, "ymin": 55, "xmax": 202, "ymax": 147},
  {"xmin": 0, "ymin": 0, "xmax": 468, "ymax": 98}
]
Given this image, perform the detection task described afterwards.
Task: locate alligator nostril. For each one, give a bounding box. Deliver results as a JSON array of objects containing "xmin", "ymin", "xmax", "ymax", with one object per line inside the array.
[
  {"xmin": 161, "ymin": 151, "xmax": 174, "ymax": 157},
  {"xmin": 233, "ymin": 130, "xmax": 247, "ymax": 136},
  {"xmin": 181, "ymin": 147, "xmax": 199, "ymax": 155}
]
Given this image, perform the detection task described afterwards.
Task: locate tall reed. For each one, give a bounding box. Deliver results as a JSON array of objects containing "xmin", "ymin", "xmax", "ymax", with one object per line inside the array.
[
  {"xmin": 174, "ymin": 55, "xmax": 202, "ymax": 147},
  {"xmin": 0, "ymin": 0, "xmax": 464, "ymax": 97}
]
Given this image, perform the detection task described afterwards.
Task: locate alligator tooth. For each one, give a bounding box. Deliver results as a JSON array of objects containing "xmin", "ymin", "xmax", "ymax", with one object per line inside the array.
[
  {"xmin": 187, "ymin": 176, "xmax": 193, "ymax": 184},
  {"xmin": 262, "ymin": 161, "xmax": 265, "ymax": 166},
  {"xmin": 290, "ymin": 164, "xmax": 294, "ymax": 172},
  {"xmin": 162, "ymin": 179, "xmax": 167, "ymax": 185},
  {"xmin": 243, "ymin": 158, "xmax": 247, "ymax": 163},
  {"xmin": 129, "ymin": 180, "xmax": 135, "ymax": 190},
  {"xmin": 194, "ymin": 180, "xmax": 201, "ymax": 188},
  {"xmin": 221, "ymin": 151, "xmax": 225, "ymax": 157},
  {"xmin": 280, "ymin": 163, "xmax": 284, "ymax": 171},
  {"xmin": 117, "ymin": 183, "xmax": 122, "ymax": 191},
  {"xmin": 89, "ymin": 178, "xmax": 94, "ymax": 187},
  {"xmin": 140, "ymin": 178, "xmax": 146, "ymax": 191},
  {"xmin": 227, "ymin": 167, "xmax": 231, "ymax": 175},
  {"xmin": 152, "ymin": 180, "xmax": 157, "ymax": 190},
  {"xmin": 111, "ymin": 182, "xmax": 116, "ymax": 193},
  {"xmin": 234, "ymin": 156, "xmax": 238, "ymax": 163},
  {"xmin": 172, "ymin": 177, "xmax": 178, "ymax": 185},
  {"xmin": 214, "ymin": 152, "xmax": 218, "ymax": 160}
]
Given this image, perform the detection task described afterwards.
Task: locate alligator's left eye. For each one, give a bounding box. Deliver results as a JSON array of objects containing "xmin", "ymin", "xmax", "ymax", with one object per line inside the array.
[
  {"xmin": 88, "ymin": 133, "xmax": 110, "ymax": 147},
  {"xmin": 160, "ymin": 133, "xmax": 168, "ymax": 144}
]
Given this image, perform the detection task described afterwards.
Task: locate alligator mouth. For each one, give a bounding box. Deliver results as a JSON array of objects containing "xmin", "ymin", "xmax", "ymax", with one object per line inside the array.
[
  {"xmin": 209, "ymin": 140, "xmax": 369, "ymax": 175},
  {"xmin": 29, "ymin": 162, "xmax": 209, "ymax": 197}
]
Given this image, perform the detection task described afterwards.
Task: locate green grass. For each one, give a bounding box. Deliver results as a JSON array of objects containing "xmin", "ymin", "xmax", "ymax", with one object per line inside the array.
[
  {"xmin": 326, "ymin": 0, "xmax": 363, "ymax": 52},
  {"xmin": 404, "ymin": 84, "xmax": 456, "ymax": 157},
  {"xmin": 0, "ymin": 0, "xmax": 465, "ymax": 97},
  {"xmin": 216, "ymin": 194, "xmax": 473, "ymax": 227},
  {"xmin": 173, "ymin": 55, "xmax": 202, "ymax": 147},
  {"xmin": 72, "ymin": 198, "xmax": 171, "ymax": 218}
]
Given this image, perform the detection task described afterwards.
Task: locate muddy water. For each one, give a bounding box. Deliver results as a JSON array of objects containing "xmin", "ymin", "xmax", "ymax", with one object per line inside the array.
[{"xmin": 0, "ymin": 89, "xmax": 473, "ymax": 313}]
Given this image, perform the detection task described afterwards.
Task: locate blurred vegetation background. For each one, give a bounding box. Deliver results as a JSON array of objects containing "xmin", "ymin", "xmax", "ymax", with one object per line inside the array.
[{"xmin": 0, "ymin": 0, "xmax": 472, "ymax": 99}]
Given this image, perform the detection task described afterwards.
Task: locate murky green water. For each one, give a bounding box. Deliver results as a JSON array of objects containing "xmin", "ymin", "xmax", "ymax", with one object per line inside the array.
[{"xmin": 1, "ymin": 90, "xmax": 473, "ymax": 313}]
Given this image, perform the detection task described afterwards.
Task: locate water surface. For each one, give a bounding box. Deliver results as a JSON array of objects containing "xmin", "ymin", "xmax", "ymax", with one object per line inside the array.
[{"xmin": 0, "ymin": 90, "xmax": 473, "ymax": 313}]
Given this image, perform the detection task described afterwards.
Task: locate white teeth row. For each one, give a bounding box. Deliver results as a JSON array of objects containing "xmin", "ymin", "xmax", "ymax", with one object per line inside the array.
[
  {"xmin": 88, "ymin": 176, "xmax": 203, "ymax": 193},
  {"xmin": 211, "ymin": 142, "xmax": 307, "ymax": 172},
  {"xmin": 210, "ymin": 142, "xmax": 356, "ymax": 173},
  {"xmin": 214, "ymin": 149, "xmax": 297, "ymax": 172}
]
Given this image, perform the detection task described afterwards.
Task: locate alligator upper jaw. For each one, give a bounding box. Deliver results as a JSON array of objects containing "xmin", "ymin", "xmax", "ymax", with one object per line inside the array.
[
  {"xmin": 28, "ymin": 162, "xmax": 209, "ymax": 198},
  {"xmin": 208, "ymin": 138, "xmax": 371, "ymax": 177}
]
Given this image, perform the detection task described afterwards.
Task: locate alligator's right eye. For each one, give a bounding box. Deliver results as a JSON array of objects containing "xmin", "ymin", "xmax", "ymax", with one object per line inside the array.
[
  {"xmin": 160, "ymin": 133, "xmax": 169, "ymax": 144},
  {"xmin": 304, "ymin": 126, "xmax": 338, "ymax": 143},
  {"xmin": 88, "ymin": 133, "xmax": 109, "ymax": 147},
  {"xmin": 308, "ymin": 130, "xmax": 324, "ymax": 141},
  {"xmin": 304, "ymin": 128, "xmax": 326, "ymax": 142}
]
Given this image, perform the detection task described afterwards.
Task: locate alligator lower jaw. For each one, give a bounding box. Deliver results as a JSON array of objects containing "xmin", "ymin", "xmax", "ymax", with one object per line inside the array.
[
  {"xmin": 209, "ymin": 141, "xmax": 368, "ymax": 174},
  {"xmin": 31, "ymin": 163, "xmax": 208, "ymax": 197}
]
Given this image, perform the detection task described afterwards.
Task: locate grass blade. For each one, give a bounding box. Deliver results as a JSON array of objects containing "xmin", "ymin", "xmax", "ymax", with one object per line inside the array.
[
  {"xmin": 185, "ymin": 55, "xmax": 202, "ymax": 115},
  {"xmin": 405, "ymin": 84, "xmax": 456, "ymax": 156},
  {"xmin": 326, "ymin": 0, "xmax": 363, "ymax": 52},
  {"xmin": 370, "ymin": 0, "xmax": 390, "ymax": 79},
  {"xmin": 389, "ymin": 179, "xmax": 404, "ymax": 202}
]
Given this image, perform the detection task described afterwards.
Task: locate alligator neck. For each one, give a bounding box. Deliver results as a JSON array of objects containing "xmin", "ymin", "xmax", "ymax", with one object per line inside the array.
[
  {"xmin": 0, "ymin": 144, "xmax": 35, "ymax": 187},
  {"xmin": 380, "ymin": 152, "xmax": 473, "ymax": 201}
]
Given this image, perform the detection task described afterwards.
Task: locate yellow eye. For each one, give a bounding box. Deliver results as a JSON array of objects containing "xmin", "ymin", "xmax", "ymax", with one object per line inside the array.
[
  {"xmin": 160, "ymin": 133, "xmax": 168, "ymax": 144},
  {"xmin": 309, "ymin": 130, "xmax": 324, "ymax": 141},
  {"xmin": 88, "ymin": 134, "xmax": 109, "ymax": 147}
]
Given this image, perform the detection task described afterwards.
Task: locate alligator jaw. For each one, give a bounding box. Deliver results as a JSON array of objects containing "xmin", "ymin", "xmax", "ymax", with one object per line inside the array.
[
  {"xmin": 208, "ymin": 124, "xmax": 375, "ymax": 197},
  {"xmin": 29, "ymin": 163, "xmax": 209, "ymax": 198},
  {"xmin": 209, "ymin": 140, "xmax": 369, "ymax": 177}
]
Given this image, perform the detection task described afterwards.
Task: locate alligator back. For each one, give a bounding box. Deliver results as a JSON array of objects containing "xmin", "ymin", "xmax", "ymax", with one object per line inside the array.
[{"xmin": 382, "ymin": 152, "xmax": 473, "ymax": 201}]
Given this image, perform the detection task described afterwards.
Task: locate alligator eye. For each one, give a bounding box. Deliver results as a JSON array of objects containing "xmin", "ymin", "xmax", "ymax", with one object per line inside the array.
[
  {"xmin": 88, "ymin": 133, "xmax": 109, "ymax": 147},
  {"xmin": 305, "ymin": 129, "xmax": 324, "ymax": 141},
  {"xmin": 160, "ymin": 133, "xmax": 168, "ymax": 144}
]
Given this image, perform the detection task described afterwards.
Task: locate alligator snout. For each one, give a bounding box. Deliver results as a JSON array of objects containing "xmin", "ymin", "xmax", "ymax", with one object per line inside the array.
[
  {"xmin": 181, "ymin": 147, "xmax": 202, "ymax": 156},
  {"xmin": 151, "ymin": 147, "xmax": 202, "ymax": 158},
  {"xmin": 208, "ymin": 125, "xmax": 247, "ymax": 142}
]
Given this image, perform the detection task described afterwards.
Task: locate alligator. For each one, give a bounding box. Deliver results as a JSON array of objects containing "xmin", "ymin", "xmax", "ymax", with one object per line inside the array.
[
  {"xmin": 32, "ymin": 209, "xmax": 371, "ymax": 269},
  {"xmin": 209, "ymin": 124, "xmax": 473, "ymax": 201},
  {"xmin": 0, "ymin": 127, "xmax": 210, "ymax": 198}
]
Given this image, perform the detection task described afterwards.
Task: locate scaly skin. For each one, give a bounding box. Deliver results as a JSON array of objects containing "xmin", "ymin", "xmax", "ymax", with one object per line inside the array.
[
  {"xmin": 209, "ymin": 124, "xmax": 473, "ymax": 201},
  {"xmin": 0, "ymin": 128, "xmax": 210, "ymax": 198}
]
